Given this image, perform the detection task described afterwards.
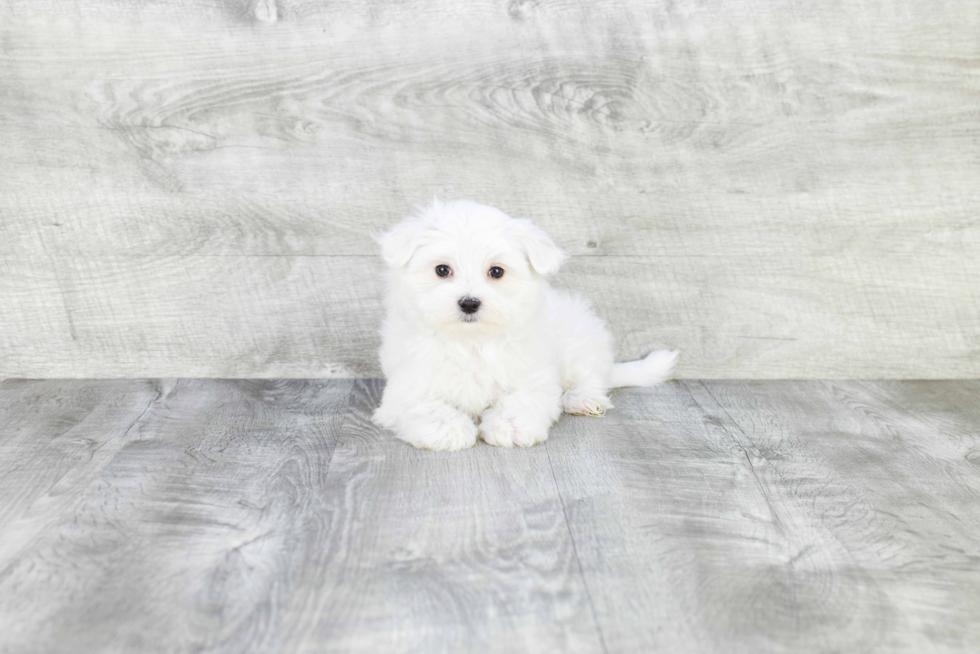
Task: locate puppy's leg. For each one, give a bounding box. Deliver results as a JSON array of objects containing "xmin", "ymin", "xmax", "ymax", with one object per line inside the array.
[
  {"xmin": 557, "ymin": 346, "xmax": 614, "ymax": 417},
  {"xmin": 561, "ymin": 382, "xmax": 613, "ymax": 417},
  {"xmin": 374, "ymin": 399, "xmax": 478, "ymax": 452},
  {"xmin": 480, "ymin": 390, "xmax": 562, "ymax": 448},
  {"xmin": 547, "ymin": 291, "xmax": 615, "ymax": 417}
]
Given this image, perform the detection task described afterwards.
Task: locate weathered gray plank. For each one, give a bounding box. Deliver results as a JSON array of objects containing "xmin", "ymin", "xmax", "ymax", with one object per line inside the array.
[
  {"xmin": 2, "ymin": 1, "xmax": 979, "ymax": 378},
  {"xmin": 279, "ymin": 379, "xmax": 603, "ymax": 654},
  {"xmin": 1, "ymin": 379, "xmax": 979, "ymax": 652},
  {"xmin": 0, "ymin": 379, "xmax": 602, "ymax": 654},
  {"xmin": 546, "ymin": 382, "xmax": 872, "ymax": 652},
  {"xmin": 0, "ymin": 379, "xmax": 167, "ymax": 566},
  {"xmin": 545, "ymin": 380, "xmax": 980, "ymax": 652},
  {"xmin": 0, "ymin": 379, "xmax": 354, "ymax": 654},
  {"xmin": 6, "ymin": 250, "xmax": 976, "ymax": 379},
  {"xmin": 0, "ymin": 255, "xmax": 380, "ymax": 378},
  {"xmin": 690, "ymin": 380, "xmax": 980, "ymax": 652}
]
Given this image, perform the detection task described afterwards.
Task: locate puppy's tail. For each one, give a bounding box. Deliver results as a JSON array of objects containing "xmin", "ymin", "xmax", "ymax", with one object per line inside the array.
[{"xmin": 609, "ymin": 350, "xmax": 679, "ymax": 388}]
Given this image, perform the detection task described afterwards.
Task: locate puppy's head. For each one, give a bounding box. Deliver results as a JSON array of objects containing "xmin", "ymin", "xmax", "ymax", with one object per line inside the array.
[{"xmin": 377, "ymin": 199, "xmax": 566, "ymax": 336}]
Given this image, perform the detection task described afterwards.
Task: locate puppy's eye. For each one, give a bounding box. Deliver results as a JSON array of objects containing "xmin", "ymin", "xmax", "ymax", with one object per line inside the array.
[
  {"xmin": 488, "ymin": 266, "xmax": 504, "ymax": 279},
  {"xmin": 435, "ymin": 264, "xmax": 452, "ymax": 278}
]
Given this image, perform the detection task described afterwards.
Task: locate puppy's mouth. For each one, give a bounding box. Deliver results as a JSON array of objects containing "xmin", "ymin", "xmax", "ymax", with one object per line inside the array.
[{"xmin": 459, "ymin": 314, "xmax": 479, "ymax": 323}]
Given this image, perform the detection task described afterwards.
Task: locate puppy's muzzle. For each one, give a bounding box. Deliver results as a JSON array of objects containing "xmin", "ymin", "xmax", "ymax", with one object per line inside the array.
[{"xmin": 458, "ymin": 297, "xmax": 481, "ymax": 315}]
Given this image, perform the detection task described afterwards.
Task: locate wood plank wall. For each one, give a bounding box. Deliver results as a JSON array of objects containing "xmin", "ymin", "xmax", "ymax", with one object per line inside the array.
[{"xmin": 1, "ymin": 0, "xmax": 978, "ymax": 378}]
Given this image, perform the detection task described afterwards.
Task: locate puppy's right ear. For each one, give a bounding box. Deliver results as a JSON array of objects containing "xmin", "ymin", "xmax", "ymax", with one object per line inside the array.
[{"xmin": 375, "ymin": 219, "xmax": 427, "ymax": 268}]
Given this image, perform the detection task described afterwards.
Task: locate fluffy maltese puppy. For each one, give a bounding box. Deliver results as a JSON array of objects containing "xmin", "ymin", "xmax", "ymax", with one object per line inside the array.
[{"xmin": 373, "ymin": 199, "xmax": 678, "ymax": 451}]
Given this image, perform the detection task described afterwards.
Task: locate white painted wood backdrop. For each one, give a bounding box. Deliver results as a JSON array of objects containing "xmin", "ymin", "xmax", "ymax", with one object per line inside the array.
[{"xmin": 1, "ymin": 0, "xmax": 978, "ymax": 379}]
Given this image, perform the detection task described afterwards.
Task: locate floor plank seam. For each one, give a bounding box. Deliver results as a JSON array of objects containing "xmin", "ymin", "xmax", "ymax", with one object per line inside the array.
[
  {"xmin": 686, "ymin": 381, "xmax": 788, "ymax": 482},
  {"xmin": 0, "ymin": 381, "xmax": 173, "ymax": 586},
  {"xmin": 682, "ymin": 381, "xmax": 793, "ymax": 529},
  {"xmin": 317, "ymin": 379, "xmax": 361, "ymax": 484},
  {"xmin": 544, "ymin": 440, "xmax": 610, "ymax": 654},
  {"xmin": 685, "ymin": 380, "xmax": 889, "ymax": 584},
  {"xmin": 118, "ymin": 378, "xmax": 173, "ymax": 443},
  {"xmin": 37, "ymin": 379, "xmax": 173, "ymax": 518}
]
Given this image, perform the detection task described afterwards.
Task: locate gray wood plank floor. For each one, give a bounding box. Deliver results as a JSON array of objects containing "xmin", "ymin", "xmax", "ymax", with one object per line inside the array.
[{"xmin": 0, "ymin": 378, "xmax": 978, "ymax": 653}]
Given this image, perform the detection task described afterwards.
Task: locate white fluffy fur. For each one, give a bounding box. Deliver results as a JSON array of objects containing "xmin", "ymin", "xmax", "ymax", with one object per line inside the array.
[{"xmin": 373, "ymin": 199, "xmax": 678, "ymax": 451}]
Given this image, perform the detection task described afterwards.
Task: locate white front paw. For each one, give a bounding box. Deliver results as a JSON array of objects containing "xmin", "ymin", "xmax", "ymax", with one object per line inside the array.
[
  {"xmin": 397, "ymin": 409, "xmax": 478, "ymax": 452},
  {"xmin": 480, "ymin": 412, "xmax": 548, "ymax": 448}
]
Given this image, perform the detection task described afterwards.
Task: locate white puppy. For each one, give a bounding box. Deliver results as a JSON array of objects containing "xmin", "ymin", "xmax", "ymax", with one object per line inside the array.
[{"xmin": 373, "ymin": 199, "xmax": 678, "ymax": 451}]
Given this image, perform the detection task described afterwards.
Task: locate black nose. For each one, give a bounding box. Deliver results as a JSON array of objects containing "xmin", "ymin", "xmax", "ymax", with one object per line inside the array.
[{"xmin": 458, "ymin": 297, "xmax": 481, "ymax": 314}]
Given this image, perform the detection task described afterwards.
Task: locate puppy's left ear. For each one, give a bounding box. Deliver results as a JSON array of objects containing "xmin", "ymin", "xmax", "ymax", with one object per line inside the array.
[
  {"xmin": 519, "ymin": 220, "xmax": 567, "ymax": 275},
  {"xmin": 375, "ymin": 219, "xmax": 427, "ymax": 268}
]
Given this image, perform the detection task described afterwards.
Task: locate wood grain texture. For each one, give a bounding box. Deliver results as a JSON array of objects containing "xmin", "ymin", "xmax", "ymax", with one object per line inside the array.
[
  {"xmin": 686, "ymin": 380, "xmax": 980, "ymax": 652},
  {"xmin": 277, "ymin": 379, "xmax": 603, "ymax": 654},
  {"xmin": 543, "ymin": 379, "xmax": 980, "ymax": 652},
  {"xmin": 0, "ymin": 379, "xmax": 167, "ymax": 565},
  {"xmin": 548, "ymin": 382, "xmax": 881, "ymax": 652},
  {"xmin": 2, "ymin": 0, "xmax": 980, "ymax": 377},
  {"xmin": 1, "ymin": 379, "xmax": 980, "ymax": 652},
  {"xmin": 0, "ymin": 378, "xmax": 355, "ymax": 654}
]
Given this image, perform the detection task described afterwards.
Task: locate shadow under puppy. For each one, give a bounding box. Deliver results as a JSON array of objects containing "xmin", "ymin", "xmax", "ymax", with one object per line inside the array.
[{"xmin": 373, "ymin": 199, "xmax": 678, "ymax": 451}]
